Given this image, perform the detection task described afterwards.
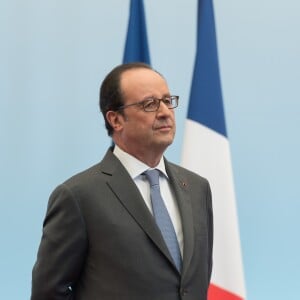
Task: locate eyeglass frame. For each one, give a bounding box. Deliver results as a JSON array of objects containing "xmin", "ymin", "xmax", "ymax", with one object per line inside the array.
[{"xmin": 115, "ymin": 95, "xmax": 179, "ymax": 112}]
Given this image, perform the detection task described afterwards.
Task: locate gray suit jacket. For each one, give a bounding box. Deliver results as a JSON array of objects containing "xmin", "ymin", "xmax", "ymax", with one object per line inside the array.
[{"xmin": 31, "ymin": 148, "xmax": 213, "ymax": 300}]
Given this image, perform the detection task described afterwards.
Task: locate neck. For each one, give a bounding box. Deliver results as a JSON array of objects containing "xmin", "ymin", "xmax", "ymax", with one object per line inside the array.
[
  {"xmin": 113, "ymin": 142, "xmax": 165, "ymax": 168},
  {"xmin": 131, "ymin": 151, "xmax": 163, "ymax": 168}
]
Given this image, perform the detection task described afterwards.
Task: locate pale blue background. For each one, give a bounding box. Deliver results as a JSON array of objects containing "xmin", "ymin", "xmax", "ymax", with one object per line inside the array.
[{"xmin": 1, "ymin": 1, "xmax": 299, "ymax": 299}]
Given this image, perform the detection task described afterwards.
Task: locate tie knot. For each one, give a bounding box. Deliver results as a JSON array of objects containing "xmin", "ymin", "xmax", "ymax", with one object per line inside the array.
[{"xmin": 143, "ymin": 169, "xmax": 160, "ymax": 187}]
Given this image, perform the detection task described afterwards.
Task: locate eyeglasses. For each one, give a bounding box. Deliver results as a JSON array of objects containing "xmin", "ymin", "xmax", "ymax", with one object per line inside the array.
[{"xmin": 117, "ymin": 95, "xmax": 179, "ymax": 112}]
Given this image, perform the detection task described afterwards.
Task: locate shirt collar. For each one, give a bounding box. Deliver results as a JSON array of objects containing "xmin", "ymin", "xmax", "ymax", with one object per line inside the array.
[{"xmin": 113, "ymin": 144, "xmax": 168, "ymax": 179}]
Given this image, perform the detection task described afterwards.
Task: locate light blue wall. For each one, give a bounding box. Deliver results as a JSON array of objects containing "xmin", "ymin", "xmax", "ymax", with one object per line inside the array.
[{"xmin": 1, "ymin": 1, "xmax": 299, "ymax": 299}]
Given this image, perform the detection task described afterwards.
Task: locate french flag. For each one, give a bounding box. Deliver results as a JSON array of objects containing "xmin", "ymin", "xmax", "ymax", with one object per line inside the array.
[
  {"xmin": 181, "ymin": 0, "xmax": 246, "ymax": 299},
  {"xmin": 123, "ymin": 0, "xmax": 150, "ymax": 65}
]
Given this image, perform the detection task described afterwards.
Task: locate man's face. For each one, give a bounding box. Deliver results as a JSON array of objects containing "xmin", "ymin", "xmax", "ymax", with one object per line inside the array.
[{"xmin": 117, "ymin": 68, "xmax": 176, "ymax": 158}]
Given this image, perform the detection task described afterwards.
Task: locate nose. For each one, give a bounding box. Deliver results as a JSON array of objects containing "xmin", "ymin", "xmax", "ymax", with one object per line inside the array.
[{"xmin": 156, "ymin": 100, "xmax": 173, "ymax": 116}]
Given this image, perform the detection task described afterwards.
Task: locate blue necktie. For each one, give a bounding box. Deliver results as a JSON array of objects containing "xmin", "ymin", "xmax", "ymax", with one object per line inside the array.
[{"xmin": 144, "ymin": 169, "xmax": 182, "ymax": 272}]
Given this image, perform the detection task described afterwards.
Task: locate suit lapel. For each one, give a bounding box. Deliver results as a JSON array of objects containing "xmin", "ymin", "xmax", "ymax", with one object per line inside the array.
[
  {"xmin": 99, "ymin": 149, "xmax": 176, "ymax": 269},
  {"xmin": 165, "ymin": 160, "xmax": 195, "ymax": 279}
]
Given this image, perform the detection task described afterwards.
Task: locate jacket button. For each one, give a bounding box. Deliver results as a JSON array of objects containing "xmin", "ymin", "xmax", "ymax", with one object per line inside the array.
[{"xmin": 180, "ymin": 288, "xmax": 188, "ymax": 296}]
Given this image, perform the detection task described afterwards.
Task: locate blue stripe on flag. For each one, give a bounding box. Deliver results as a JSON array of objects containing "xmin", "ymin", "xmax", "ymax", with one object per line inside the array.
[
  {"xmin": 188, "ymin": 0, "xmax": 227, "ymax": 137},
  {"xmin": 123, "ymin": 0, "xmax": 151, "ymax": 64}
]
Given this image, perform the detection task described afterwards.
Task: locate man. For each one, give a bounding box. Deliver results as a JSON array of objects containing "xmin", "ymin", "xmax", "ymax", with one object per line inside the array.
[{"xmin": 31, "ymin": 63, "xmax": 213, "ymax": 300}]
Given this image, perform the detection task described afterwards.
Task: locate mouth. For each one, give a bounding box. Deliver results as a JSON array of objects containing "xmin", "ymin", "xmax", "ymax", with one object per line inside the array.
[{"xmin": 155, "ymin": 125, "xmax": 172, "ymax": 132}]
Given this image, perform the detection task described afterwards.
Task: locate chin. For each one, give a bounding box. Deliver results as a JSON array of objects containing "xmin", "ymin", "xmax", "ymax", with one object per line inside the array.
[{"xmin": 159, "ymin": 138, "xmax": 174, "ymax": 148}]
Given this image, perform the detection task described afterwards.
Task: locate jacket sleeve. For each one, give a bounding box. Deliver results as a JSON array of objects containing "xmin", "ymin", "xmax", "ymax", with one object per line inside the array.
[
  {"xmin": 31, "ymin": 184, "xmax": 87, "ymax": 300},
  {"xmin": 206, "ymin": 181, "xmax": 213, "ymax": 283}
]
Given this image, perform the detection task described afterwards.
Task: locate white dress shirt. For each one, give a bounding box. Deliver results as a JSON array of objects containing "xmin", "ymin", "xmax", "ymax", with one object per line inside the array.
[{"xmin": 113, "ymin": 145, "xmax": 184, "ymax": 256}]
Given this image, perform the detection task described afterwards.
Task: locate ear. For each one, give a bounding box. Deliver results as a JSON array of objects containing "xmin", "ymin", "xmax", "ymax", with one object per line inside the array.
[{"xmin": 106, "ymin": 111, "xmax": 125, "ymax": 132}]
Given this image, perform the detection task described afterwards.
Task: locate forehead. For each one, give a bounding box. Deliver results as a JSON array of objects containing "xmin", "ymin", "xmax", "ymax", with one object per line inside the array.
[{"xmin": 120, "ymin": 68, "xmax": 169, "ymax": 100}]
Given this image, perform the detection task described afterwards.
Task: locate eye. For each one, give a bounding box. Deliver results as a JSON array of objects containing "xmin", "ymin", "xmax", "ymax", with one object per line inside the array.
[
  {"xmin": 162, "ymin": 97, "xmax": 172, "ymax": 106},
  {"xmin": 143, "ymin": 98, "xmax": 158, "ymax": 110}
]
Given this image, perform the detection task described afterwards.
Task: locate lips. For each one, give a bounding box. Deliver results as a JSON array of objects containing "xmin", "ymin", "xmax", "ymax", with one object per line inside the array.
[
  {"xmin": 154, "ymin": 121, "xmax": 173, "ymax": 130},
  {"xmin": 155, "ymin": 125, "xmax": 172, "ymax": 130},
  {"xmin": 155, "ymin": 127, "xmax": 173, "ymax": 135}
]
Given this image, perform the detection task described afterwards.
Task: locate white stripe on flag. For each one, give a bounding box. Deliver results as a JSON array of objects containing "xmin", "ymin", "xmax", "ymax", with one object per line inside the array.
[{"xmin": 182, "ymin": 119, "xmax": 246, "ymax": 297}]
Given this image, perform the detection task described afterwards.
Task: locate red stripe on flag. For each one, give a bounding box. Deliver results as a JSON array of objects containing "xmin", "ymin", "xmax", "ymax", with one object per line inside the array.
[{"xmin": 208, "ymin": 284, "xmax": 243, "ymax": 300}]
